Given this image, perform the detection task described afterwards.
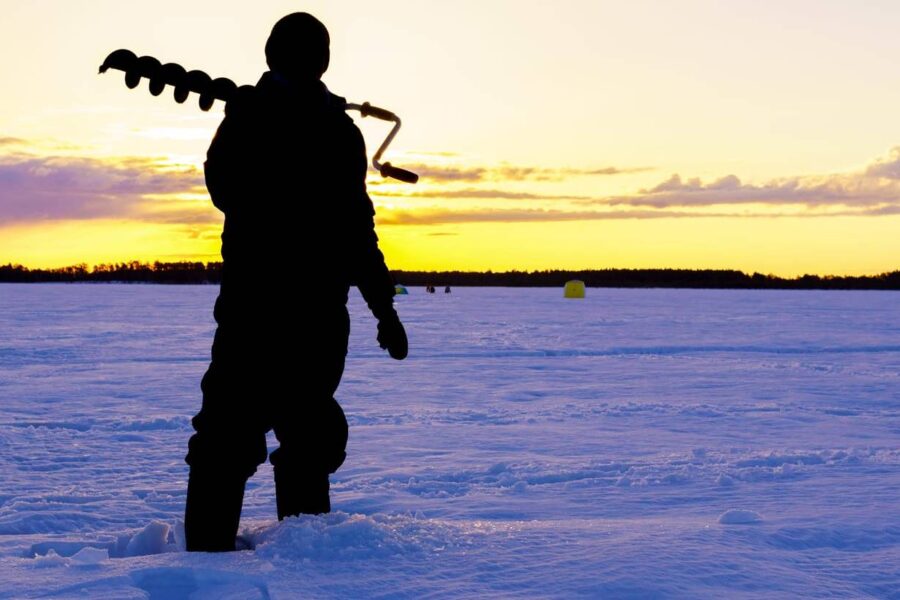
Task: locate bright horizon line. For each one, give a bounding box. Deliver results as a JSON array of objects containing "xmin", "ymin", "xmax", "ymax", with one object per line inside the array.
[{"xmin": 3, "ymin": 258, "xmax": 898, "ymax": 279}]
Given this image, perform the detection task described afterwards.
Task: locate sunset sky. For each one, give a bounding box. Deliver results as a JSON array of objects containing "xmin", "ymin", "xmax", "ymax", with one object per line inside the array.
[{"xmin": 2, "ymin": 0, "xmax": 900, "ymax": 275}]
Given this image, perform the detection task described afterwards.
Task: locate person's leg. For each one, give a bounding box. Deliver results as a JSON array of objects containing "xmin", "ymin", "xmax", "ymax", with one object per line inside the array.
[
  {"xmin": 184, "ymin": 327, "xmax": 269, "ymax": 551},
  {"xmin": 269, "ymin": 306, "xmax": 350, "ymax": 519},
  {"xmin": 183, "ymin": 461, "xmax": 250, "ymax": 552},
  {"xmin": 270, "ymin": 397, "xmax": 348, "ymax": 517}
]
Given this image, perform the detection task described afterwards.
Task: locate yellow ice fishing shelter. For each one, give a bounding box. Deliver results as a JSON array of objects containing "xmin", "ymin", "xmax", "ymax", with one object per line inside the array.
[
  {"xmin": 564, "ymin": 280, "xmax": 585, "ymax": 298},
  {"xmin": 395, "ymin": 284, "xmax": 409, "ymax": 295}
]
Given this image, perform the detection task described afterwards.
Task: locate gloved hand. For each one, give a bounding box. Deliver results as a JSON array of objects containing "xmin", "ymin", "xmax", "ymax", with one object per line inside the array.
[{"xmin": 377, "ymin": 313, "xmax": 408, "ymax": 360}]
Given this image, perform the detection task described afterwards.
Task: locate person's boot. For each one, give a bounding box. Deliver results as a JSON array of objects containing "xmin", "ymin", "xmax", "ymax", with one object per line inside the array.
[
  {"xmin": 184, "ymin": 468, "xmax": 247, "ymax": 551},
  {"xmin": 274, "ymin": 468, "xmax": 331, "ymax": 519}
]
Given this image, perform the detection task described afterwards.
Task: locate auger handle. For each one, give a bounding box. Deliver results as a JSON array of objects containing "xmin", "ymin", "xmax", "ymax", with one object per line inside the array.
[
  {"xmin": 345, "ymin": 102, "xmax": 418, "ymax": 183},
  {"xmin": 380, "ymin": 163, "xmax": 419, "ymax": 184},
  {"xmin": 360, "ymin": 102, "xmax": 396, "ymax": 121}
]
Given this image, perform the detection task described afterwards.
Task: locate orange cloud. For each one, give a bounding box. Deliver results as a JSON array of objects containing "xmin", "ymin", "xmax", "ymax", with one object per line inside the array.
[{"xmin": 376, "ymin": 207, "xmax": 722, "ymax": 225}]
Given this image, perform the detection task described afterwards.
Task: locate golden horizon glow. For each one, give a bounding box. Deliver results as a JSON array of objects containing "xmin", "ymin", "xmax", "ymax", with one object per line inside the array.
[{"xmin": 2, "ymin": 1, "xmax": 900, "ymax": 276}]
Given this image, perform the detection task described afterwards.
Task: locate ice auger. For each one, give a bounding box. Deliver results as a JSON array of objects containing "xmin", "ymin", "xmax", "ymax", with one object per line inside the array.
[{"xmin": 98, "ymin": 49, "xmax": 418, "ymax": 183}]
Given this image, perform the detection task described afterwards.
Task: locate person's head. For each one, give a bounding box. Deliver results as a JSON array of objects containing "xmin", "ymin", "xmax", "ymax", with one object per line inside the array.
[{"xmin": 265, "ymin": 12, "xmax": 330, "ymax": 81}]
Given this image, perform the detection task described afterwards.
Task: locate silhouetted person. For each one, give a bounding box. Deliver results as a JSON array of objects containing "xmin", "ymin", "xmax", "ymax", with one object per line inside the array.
[{"xmin": 183, "ymin": 12, "xmax": 408, "ymax": 552}]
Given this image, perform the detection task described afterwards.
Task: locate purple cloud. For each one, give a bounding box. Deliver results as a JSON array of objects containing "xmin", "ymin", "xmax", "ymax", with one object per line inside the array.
[
  {"xmin": 865, "ymin": 147, "xmax": 900, "ymax": 180},
  {"xmin": 387, "ymin": 163, "xmax": 652, "ymax": 183},
  {"xmin": 372, "ymin": 188, "xmax": 591, "ymax": 201},
  {"xmin": 4, "ymin": 144, "xmax": 900, "ymax": 230},
  {"xmin": 601, "ymin": 171, "xmax": 900, "ymax": 209},
  {"xmin": 0, "ymin": 154, "xmax": 215, "ymax": 225}
]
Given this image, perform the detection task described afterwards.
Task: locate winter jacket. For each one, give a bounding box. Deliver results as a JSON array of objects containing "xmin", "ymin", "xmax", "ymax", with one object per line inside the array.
[{"xmin": 204, "ymin": 72, "xmax": 396, "ymax": 327}]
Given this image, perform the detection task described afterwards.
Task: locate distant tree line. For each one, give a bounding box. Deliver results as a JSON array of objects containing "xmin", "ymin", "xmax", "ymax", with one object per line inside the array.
[
  {"xmin": 394, "ymin": 269, "xmax": 900, "ymax": 290},
  {"xmin": 1, "ymin": 262, "xmax": 898, "ymax": 289},
  {"xmin": 0, "ymin": 261, "xmax": 222, "ymax": 284}
]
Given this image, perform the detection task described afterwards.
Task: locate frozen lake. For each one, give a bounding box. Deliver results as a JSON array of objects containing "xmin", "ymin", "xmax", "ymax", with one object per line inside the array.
[{"xmin": 0, "ymin": 284, "xmax": 898, "ymax": 598}]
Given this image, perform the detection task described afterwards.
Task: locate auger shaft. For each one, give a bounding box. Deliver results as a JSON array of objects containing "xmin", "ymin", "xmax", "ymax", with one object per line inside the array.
[{"xmin": 99, "ymin": 49, "xmax": 418, "ymax": 183}]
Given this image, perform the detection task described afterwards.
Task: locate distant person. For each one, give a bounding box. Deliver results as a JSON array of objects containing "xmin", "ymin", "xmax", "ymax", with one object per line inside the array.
[
  {"xmin": 183, "ymin": 12, "xmax": 408, "ymax": 552},
  {"xmin": 444, "ymin": 285, "xmax": 451, "ymax": 294}
]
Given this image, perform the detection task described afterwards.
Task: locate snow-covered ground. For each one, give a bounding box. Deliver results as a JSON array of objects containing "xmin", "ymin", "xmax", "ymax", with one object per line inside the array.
[{"xmin": 0, "ymin": 284, "xmax": 898, "ymax": 598}]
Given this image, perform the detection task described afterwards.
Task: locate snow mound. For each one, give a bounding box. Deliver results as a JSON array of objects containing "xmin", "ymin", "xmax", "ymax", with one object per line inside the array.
[
  {"xmin": 70, "ymin": 546, "xmax": 109, "ymax": 564},
  {"xmin": 249, "ymin": 512, "xmax": 467, "ymax": 561},
  {"xmin": 30, "ymin": 549, "xmax": 70, "ymax": 569},
  {"xmin": 123, "ymin": 520, "xmax": 173, "ymax": 556},
  {"xmin": 718, "ymin": 509, "xmax": 763, "ymax": 525},
  {"xmin": 28, "ymin": 545, "xmax": 108, "ymax": 568},
  {"xmin": 109, "ymin": 521, "xmax": 184, "ymax": 558}
]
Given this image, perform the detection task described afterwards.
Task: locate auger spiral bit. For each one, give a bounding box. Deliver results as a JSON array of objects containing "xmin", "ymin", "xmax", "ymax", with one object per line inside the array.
[{"xmin": 99, "ymin": 49, "xmax": 247, "ymax": 111}]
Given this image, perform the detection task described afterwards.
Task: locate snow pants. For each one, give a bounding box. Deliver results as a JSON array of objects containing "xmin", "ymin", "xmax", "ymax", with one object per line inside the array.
[{"xmin": 184, "ymin": 302, "xmax": 350, "ymax": 550}]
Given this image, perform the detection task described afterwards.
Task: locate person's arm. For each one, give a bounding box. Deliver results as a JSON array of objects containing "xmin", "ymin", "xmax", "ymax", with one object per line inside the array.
[
  {"xmin": 204, "ymin": 89, "xmax": 257, "ymax": 213},
  {"xmin": 344, "ymin": 123, "xmax": 407, "ymax": 359}
]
